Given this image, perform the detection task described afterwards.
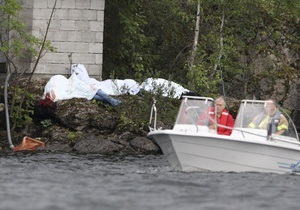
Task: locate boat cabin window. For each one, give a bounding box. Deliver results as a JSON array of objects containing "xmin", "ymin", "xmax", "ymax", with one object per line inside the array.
[
  {"xmin": 175, "ymin": 96, "xmax": 215, "ymax": 126},
  {"xmin": 234, "ymin": 100, "xmax": 299, "ymax": 140}
]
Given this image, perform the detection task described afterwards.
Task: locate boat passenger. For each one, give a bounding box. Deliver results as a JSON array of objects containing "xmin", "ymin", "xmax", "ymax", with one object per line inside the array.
[
  {"xmin": 248, "ymin": 99, "xmax": 288, "ymax": 135},
  {"xmin": 197, "ymin": 96, "xmax": 234, "ymax": 135}
]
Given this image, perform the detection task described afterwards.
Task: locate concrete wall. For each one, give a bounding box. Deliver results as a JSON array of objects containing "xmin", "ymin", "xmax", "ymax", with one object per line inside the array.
[{"xmin": 17, "ymin": 0, "xmax": 105, "ymax": 80}]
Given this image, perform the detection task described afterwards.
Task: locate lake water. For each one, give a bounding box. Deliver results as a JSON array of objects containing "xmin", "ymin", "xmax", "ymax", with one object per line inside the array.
[{"xmin": 0, "ymin": 152, "xmax": 299, "ymax": 210}]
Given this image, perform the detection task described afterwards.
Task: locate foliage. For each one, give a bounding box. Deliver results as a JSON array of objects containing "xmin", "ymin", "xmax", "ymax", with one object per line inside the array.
[
  {"xmin": 117, "ymin": 93, "xmax": 152, "ymax": 133},
  {"xmin": 67, "ymin": 131, "xmax": 83, "ymax": 142},
  {"xmin": 104, "ymin": 0, "xmax": 299, "ymax": 101},
  {"xmin": 1, "ymin": 0, "xmax": 298, "ymax": 131},
  {"xmin": 8, "ymin": 86, "xmax": 35, "ymax": 128},
  {"xmin": 103, "ymin": 0, "xmax": 157, "ymax": 81},
  {"xmin": 187, "ymin": 64, "xmax": 221, "ymax": 97},
  {"xmin": 103, "ymin": 0, "xmax": 196, "ymax": 83},
  {"xmin": 41, "ymin": 119, "xmax": 53, "ymax": 128},
  {"xmin": 0, "ymin": 0, "xmax": 55, "ymax": 69},
  {"xmin": 0, "ymin": 0, "xmax": 56, "ymax": 130},
  {"xmin": 117, "ymin": 91, "xmax": 180, "ymax": 134}
]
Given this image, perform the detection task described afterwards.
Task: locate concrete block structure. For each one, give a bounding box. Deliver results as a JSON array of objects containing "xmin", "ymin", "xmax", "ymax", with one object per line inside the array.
[{"xmin": 14, "ymin": 0, "xmax": 105, "ymax": 80}]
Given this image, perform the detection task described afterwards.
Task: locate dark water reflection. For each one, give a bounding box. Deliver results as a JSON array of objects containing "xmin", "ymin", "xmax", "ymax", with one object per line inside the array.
[{"xmin": 0, "ymin": 152, "xmax": 299, "ymax": 210}]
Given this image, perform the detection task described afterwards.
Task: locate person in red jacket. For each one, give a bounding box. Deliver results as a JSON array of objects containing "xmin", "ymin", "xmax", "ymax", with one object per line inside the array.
[{"xmin": 197, "ymin": 96, "xmax": 234, "ymax": 135}]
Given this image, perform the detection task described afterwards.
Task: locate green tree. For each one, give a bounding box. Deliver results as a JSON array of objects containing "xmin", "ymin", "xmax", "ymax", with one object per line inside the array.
[
  {"xmin": 103, "ymin": 0, "xmax": 196, "ymax": 84},
  {"xmin": 103, "ymin": 0, "xmax": 157, "ymax": 81},
  {"xmin": 103, "ymin": 0, "xmax": 299, "ymax": 99},
  {"xmin": 220, "ymin": 0, "xmax": 300, "ymax": 98},
  {"xmin": 1, "ymin": 0, "xmax": 56, "ymax": 131}
]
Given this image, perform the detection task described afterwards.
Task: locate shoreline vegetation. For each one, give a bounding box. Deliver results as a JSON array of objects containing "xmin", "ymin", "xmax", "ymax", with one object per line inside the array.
[
  {"xmin": 0, "ymin": 77, "xmax": 180, "ymax": 154},
  {"xmin": 1, "ymin": 77, "xmax": 299, "ymax": 155},
  {"xmin": 1, "ymin": 1, "xmax": 299, "ymax": 155}
]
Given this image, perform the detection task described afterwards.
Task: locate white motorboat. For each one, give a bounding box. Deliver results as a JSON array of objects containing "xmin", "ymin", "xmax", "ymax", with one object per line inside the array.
[{"xmin": 148, "ymin": 96, "xmax": 300, "ymax": 174}]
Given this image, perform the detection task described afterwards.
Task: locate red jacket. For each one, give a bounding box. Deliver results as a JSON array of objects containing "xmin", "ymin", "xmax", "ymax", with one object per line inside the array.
[
  {"xmin": 214, "ymin": 109, "xmax": 234, "ymax": 135},
  {"xmin": 197, "ymin": 107, "xmax": 234, "ymax": 135}
]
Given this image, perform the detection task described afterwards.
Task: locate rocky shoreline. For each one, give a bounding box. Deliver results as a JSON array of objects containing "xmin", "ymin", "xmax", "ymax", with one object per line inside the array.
[
  {"xmin": 0, "ymin": 78, "xmax": 179, "ymax": 154},
  {"xmin": 2, "ymin": 76, "xmax": 299, "ymax": 155}
]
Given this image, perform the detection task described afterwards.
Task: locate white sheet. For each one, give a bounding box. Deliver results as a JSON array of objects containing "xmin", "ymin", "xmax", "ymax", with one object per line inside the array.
[
  {"xmin": 140, "ymin": 78, "xmax": 189, "ymax": 99},
  {"xmin": 42, "ymin": 73, "xmax": 96, "ymax": 102},
  {"xmin": 71, "ymin": 64, "xmax": 140, "ymax": 95},
  {"xmin": 70, "ymin": 64, "xmax": 189, "ymax": 98}
]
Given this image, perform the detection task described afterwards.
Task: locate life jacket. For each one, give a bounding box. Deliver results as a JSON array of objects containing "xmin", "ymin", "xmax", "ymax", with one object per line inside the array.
[
  {"xmin": 252, "ymin": 109, "xmax": 282, "ymax": 133},
  {"xmin": 206, "ymin": 107, "xmax": 230, "ymax": 134},
  {"xmin": 214, "ymin": 109, "xmax": 230, "ymax": 134}
]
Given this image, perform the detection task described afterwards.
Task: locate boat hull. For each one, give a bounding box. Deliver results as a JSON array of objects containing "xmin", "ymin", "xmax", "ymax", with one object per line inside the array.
[{"xmin": 149, "ymin": 130, "xmax": 300, "ymax": 174}]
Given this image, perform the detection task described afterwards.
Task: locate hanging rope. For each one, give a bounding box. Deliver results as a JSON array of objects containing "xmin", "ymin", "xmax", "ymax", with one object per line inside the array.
[
  {"xmin": 218, "ymin": 9, "xmax": 226, "ymax": 97},
  {"xmin": 218, "ymin": 58, "xmax": 226, "ymax": 97},
  {"xmin": 4, "ymin": 70, "xmax": 14, "ymax": 149}
]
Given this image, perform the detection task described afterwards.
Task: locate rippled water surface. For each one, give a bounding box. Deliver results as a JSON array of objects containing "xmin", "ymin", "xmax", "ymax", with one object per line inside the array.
[{"xmin": 0, "ymin": 152, "xmax": 299, "ymax": 210}]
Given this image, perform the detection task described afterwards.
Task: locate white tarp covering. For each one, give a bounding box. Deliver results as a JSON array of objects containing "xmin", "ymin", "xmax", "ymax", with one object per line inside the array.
[
  {"xmin": 70, "ymin": 64, "xmax": 189, "ymax": 98},
  {"xmin": 42, "ymin": 64, "xmax": 190, "ymax": 102},
  {"xmin": 42, "ymin": 73, "xmax": 96, "ymax": 102},
  {"xmin": 140, "ymin": 78, "xmax": 189, "ymax": 99},
  {"xmin": 71, "ymin": 64, "xmax": 141, "ymax": 96}
]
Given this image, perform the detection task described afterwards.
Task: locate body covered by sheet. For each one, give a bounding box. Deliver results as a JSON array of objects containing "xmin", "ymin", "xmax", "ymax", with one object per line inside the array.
[
  {"xmin": 42, "ymin": 73, "xmax": 96, "ymax": 102},
  {"xmin": 71, "ymin": 64, "xmax": 140, "ymax": 95},
  {"xmin": 70, "ymin": 63, "xmax": 189, "ymax": 98},
  {"xmin": 140, "ymin": 78, "xmax": 189, "ymax": 98}
]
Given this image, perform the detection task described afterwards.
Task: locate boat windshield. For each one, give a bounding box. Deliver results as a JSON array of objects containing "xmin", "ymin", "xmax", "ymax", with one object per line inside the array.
[
  {"xmin": 175, "ymin": 96, "xmax": 215, "ymax": 126},
  {"xmin": 234, "ymin": 100, "xmax": 299, "ymax": 140}
]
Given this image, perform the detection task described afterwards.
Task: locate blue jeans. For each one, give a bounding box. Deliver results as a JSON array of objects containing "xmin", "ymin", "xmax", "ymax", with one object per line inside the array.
[{"xmin": 93, "ymin": 89, "xmax": 121, "ymax": 107}]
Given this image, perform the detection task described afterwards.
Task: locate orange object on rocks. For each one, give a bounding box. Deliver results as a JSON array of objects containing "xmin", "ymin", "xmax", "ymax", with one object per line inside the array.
[{"xmin": 13, "ymin": 136, "xmax": 45, "ymax": 151}]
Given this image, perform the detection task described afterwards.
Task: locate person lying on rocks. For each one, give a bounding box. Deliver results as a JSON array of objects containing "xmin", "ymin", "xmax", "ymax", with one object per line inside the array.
[
  {"xmin": 39, "ymin": 73, "xmax": 121, "ymax": 107},
  {"xmin": 70, "ymin": 63, "xmax": 189, "ymax": 99},
  {"xmin": 70, "ymin": 64, "xmax": 140, "ymax": 96}
]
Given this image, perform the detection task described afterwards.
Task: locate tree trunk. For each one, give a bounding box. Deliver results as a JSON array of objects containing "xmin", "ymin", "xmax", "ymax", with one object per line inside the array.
[
  {"xmin": 188, "ymin": 0, "xmax": 201, "ymax": 70},
  {"xmin": 210, "ymin": 7, "xmax": 225, "ymax": 78}
]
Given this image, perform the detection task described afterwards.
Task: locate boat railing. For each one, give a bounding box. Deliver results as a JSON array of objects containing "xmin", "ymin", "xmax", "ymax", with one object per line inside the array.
[
  {"xmin": 186, "ymin": 116, "xmax": 300, "ymax": 144},
  {"xmin": 221, "ymin": 123, "xmax": 300, "ymax": 145},
  {"xmin": 210, "ymin": 123, "xmax": 270, "ymax": 139},
  {"xmin": 270, "ymin": 134, "xmax": 300, "ymax": 145},
  {"xmin": 238, "ymin": 99, "xmax": 300, "ymax": 142},
  {"xmin": 185, "ymin": 106, "xmax": 203, "ymax": 132},
  {"xmin": 183, "ymin": 97, "xmax": 214, "ymax": 133},
  {"xmin": 148, "ymin": 98, "xmax": 300, "ymax": 146},
  {"xmin": 278, "ymin": 107, "xmax": 300, "ymax": 141}
]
